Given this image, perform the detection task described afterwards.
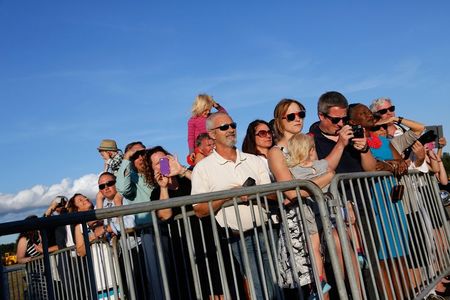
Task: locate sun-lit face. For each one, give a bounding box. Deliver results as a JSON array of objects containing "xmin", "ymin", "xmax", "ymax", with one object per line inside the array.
[
  {"xmin": 281, "ymin": 102, "xmax": 304, "ymax": 135},
  {"xmin": 198, "ymin": 137, "xmax": 214, "ymax": 156},
  {"xmin": 98, "ymin": 174, "xmax": 117, "ymax": 200},
  {"xmin": 375, "ymin": 100, "xmax": 395, "ymax": 120},
  {"xmin": 351, "ymin": 104, "xmax": 375, "ymax": 128},
  {"xmin": 130, "ymin": 144, "xmax": 145, "ymax": 173},
  {"xmin": 254, "ymin": 123, "xmax": 273, "ymax": 151},
  {"xmin": 150, "ymin": 151, "xmax": 166, "ymax": 175},
  {"xmin": 74, "ymin": 194, "xmax": 93, "ymax": 212},
  {"xmin": 319, "ymin": 106, "xmax": 348, "ymax": 135},
  {"xmin": 209, "ymin": 114, "xmax": 237, "ymax": 149}
]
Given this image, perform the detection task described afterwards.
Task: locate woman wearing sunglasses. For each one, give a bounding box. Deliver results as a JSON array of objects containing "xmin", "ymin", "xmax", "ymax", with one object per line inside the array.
[
  {"xmin": 242, "ymin": 119, "xmax": 274, "ymax": 177},
  {"xmin": 268, "ymin": 99, "xmax": 333, "ymax": 298}
]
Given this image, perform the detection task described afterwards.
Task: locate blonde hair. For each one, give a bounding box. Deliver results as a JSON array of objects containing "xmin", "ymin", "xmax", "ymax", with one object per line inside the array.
[
  {"xmin": 286, "ymin": 133, "xmax": 315, "ymax": 167},
  {"xmin": 191, "ymin": 94, "xmax": 214, "ymax": 116}
]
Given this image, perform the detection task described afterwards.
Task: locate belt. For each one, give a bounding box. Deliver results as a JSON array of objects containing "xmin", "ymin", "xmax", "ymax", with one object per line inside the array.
[{"xmin": 227, "ymin": 226, "xmax": 263, "ymax": 238}]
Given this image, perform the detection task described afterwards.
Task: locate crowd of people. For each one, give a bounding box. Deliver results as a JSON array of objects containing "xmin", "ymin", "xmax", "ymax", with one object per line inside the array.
[{"xmin": 16, "ymin": 91, "xmax": 450, "ymax": 300}]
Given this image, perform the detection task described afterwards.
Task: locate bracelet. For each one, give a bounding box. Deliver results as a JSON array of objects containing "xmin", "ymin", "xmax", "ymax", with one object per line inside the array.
[
  {"xmin": 398, "ymin": 117, "xmax": 404, "ymax": 124},
  {"xmin": 360, "ymin": 145, "xmax": 369, "ymax": 153}
]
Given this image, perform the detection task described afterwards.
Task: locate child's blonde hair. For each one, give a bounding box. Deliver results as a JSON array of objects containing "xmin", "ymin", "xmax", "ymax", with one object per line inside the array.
[
  {"xmin": 191, "ymin": 94, "xmax": 214, "ymax": 116},
  {"xmin": 286, "ymin": 133, "xmax": 315, "ymax": 167}
]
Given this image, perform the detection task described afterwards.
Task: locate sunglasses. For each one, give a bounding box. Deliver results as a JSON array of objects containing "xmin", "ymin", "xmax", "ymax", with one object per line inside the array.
[
  {"xmin": 376, "ymin": 105, "xmax": 395, "ymax": 115},
  {"xmin": 255, "ymin": 130, "xmax": 273, "ymax": 138},
  {"xmin": 212, "ymin": 122, "xmax": 237, "ymax": 131},
  {"xmin": 283, "ymin": 111, "xmax": 306, "ymax": 122},
  {"xmin": 130, "ymin": 149, "xmax": 146, "ymax": 160},
  {"xmin": 370, "ymin": 124, "xmax": 388, "ymax": 131},
  {"xmin": 99, "ymin": 180, "xmax": 116, "ymax": 190},
  {"xmin": 323, "ymin": 113, "xmax": 348, "ymax": 124}
]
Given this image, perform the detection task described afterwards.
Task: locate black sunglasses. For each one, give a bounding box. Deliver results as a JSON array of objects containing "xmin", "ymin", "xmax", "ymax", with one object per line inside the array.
[
  {"xmin": 370, "ymin": 124, "xmax": 388, "ymax": 132},
  {"xmin": 283, "ymin": 111, "xmax": 306, "ymax": 122},
  {"xmin": 99, "ymin": 180, "xmax": 116, "ymax": 190},
  {"xmin": 376, "ymin": 105, "xmax": 395, "ymax": 115},
  {"xmin": 212, "ymin": 122, "xmax": 237, "ymax": 131},
  {"xmin": 130, "ymin": 149, "xmax": 146, "ymax": 160},
  {"xmin": 323, "ymin": 113, "xmax": 348, "ymax": 124},
  {"xmin": 255, "ymin": 130, "xmax": 272, "ymax": 138}
]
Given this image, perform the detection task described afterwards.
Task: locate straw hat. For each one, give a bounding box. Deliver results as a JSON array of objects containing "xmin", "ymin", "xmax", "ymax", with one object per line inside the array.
[{"xmin": 97, "ymin": 139, "xmax": 118, "ymax": 151}]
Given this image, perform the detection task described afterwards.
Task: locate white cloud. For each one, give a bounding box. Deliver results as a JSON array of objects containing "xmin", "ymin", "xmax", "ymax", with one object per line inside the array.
[{"xmin": 0, "ymin": 174, "xmax": 98, "ymax": 216}]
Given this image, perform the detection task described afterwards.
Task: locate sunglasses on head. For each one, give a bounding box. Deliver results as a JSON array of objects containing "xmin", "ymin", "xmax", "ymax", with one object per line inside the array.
[
  {"xmin": 212, "ymin": 122, "xmax": 237, "ymax": 131},
  {"xmin": 99, "ymin": 180, "xmax": 116, "ymax": 190},
  {"xmin": 323, "ymin": 113, "xmax": 348, "ymax": 124},
  {"xmin": 283, "ymin": 111, "xmax": 306, "ymax": 122},
  {"xmin": 376, "ymin": 105, "xmax": 395, "ymax": 115},
  {"xmin": 370, "ymin": 124, "xmax": 388, "ymax": 131},
  {"xmin": 255, "ymin": 130, "xmax": 272, "ymax": 138}
]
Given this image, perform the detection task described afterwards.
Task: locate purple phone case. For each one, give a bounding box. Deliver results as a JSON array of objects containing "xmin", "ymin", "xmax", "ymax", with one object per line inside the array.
[{"xmin": 160, "ymin": 157, "xmax": 170, "ymax": 176}]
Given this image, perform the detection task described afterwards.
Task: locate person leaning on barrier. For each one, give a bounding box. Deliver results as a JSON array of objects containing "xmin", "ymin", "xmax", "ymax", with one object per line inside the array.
[
  {"xmin": 115, "ymin": 141, "xmax": 168, "ymax": 300},
  {"xmin": 96, "ymin": 172, "xmax": 136, "ymax": 242},
  {"xmin": 309, "ymin": 92, "xmax": 376, "ymax": 297},
  {"xmin": 267, "ymin": 98, "xmax": 334, "ymax": 298},
  {"xmin": 369, "ymin": 97, "xmax": 406, "ymax": 138},
  {"xmin": 191, "ymin": 111, "xmax": 276, "ymax": 300}
]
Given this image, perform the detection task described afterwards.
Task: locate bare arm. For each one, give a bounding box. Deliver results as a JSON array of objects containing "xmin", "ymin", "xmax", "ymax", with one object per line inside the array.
[
  {"xmin": 193, "ymin": 199, "xmax": 228, "ymax": 218},
  {"xmin": 324, "ymin": 125, "xmax": 353, "ymax": 171},
  {"xmin": 16, "ymin": 237, "xmax": 30, "ymax": 264}
]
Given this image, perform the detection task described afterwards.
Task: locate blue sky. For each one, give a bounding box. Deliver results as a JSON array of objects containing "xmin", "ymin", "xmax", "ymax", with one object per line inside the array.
[{"xmin": 1, "ymin": 1, "xmax": 450, "ymax": 243}]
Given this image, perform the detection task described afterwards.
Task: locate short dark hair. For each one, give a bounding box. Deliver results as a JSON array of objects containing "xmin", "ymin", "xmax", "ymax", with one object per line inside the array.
[
  {"xmin": 98, "ymin": 172, "xmax": 116, "ymax": 182},
  {"xmin": 124, "ymin": 141, "xmax": 145, "ymax": 153},
  {"xmin": 317, "ymin": 91, "xmax": 348, "ymax": 114},
  {"xmin": 195, "ymin": 133, "xmax": 211, "ymax": 148}
]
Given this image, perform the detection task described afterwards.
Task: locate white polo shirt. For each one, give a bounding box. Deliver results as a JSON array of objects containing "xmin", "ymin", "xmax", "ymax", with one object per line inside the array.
[{"xmin": 191, "ymin": 149, "xmax": 271, "ymax": 231}]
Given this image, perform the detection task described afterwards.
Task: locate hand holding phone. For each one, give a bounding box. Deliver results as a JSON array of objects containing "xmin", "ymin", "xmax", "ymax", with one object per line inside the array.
[{"xmin": 160, "ymin": 157, "xmax": 170, "ymax": 176}]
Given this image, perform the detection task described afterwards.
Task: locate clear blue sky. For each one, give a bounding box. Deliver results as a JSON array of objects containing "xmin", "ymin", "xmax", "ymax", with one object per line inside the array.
[{"xmin": 1, "ymin": 1, "xmax": 450, "ymax": 243}]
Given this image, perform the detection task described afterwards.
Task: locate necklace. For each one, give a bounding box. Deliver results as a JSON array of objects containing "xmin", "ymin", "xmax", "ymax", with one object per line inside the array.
[{"xmin": 367, "ymin": 132, "xmax": 382, "ymax": 149}]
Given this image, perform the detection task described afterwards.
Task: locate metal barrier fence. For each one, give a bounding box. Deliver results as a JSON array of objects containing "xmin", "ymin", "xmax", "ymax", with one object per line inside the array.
[
  {"xmin": 1, "ymin": 172, "xmax": 449, "ymax": 300},
  {"xmin": 329, "ymin": 170, "xmax": 450, "ymax": 300}
]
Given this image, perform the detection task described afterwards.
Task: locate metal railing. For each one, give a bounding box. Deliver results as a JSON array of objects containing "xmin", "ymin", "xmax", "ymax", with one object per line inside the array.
[{"xmin": 1, "ymin": 172, "xmax": 449, "ymax": 300}]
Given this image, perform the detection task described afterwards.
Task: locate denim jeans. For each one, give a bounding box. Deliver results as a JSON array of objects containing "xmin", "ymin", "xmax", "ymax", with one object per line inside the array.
[{"xmin": 230, "ymin": 229, "xmax": 276, "ymax": 299}]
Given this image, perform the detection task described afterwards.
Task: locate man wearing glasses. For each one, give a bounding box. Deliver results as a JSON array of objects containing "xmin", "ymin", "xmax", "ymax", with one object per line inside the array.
[
  {"xmin": 310, "ymin": 91, "xmax": 376, "ymax": 173},
  {"xmin": 191, "ymin": 112, "xmax": 276, "ymax": 299}
]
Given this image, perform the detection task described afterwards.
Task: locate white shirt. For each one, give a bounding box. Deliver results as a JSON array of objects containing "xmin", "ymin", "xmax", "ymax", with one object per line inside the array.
[{"xmin": 191, "ymin": 149, "xmax": 271, "ymax": 231}]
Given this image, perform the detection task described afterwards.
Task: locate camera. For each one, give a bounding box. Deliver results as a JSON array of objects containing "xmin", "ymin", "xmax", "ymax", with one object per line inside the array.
[
  {"xmin": 351, "ymin": 125, "xmax": 364, "ymax": 138},
  {"xmin": 55, "ymin": 196, "xmax": 68, "ymax": 207}
]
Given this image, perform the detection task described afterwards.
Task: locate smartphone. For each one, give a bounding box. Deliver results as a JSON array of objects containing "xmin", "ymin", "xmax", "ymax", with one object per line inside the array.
[
  {"xmin": 242, "ymin": 177, "xmax": 256, "ymax": 187},
  {"xmin": 160, "ymin": 157, "xmax": 170, "ymax": 176}
]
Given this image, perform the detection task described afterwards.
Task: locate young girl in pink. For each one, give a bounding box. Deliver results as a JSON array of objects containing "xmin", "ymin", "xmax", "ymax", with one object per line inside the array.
[{"xmin": 187, "ymin": 94, "xmax": 226, "ymax": 154}]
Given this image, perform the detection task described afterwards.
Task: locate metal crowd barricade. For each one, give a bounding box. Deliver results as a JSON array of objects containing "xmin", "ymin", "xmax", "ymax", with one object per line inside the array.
[
  {"xmin": 1, "ymin": 180, "xmax": 345, "ymax": 300},
  {"xmin": 2, "ymin": 175, "xmax": 449, "ymax": 300},
  {"xmin": 328, "ymin": 170, "xmax": 450, "ymax": 300}
]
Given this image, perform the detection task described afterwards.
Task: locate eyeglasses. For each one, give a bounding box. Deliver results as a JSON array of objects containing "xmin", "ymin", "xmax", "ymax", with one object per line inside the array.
[
  {"xmin": 255, "ymin": 130, "xmax": 272, "ymax": 138},
  {"xmin": 376, "ymin": 106, "xmax": 395, "ymax": 115},
  {"xmin": 99, "ymin": 180, "xmax": 116, "ymax": 190},
  {"xmin": 212, "ymin": 122, "xmax": 237, "ymax": 131},
  {"xmin": 323, "ymin": 113, "xmax": 348, "ymax": 124},
  {"xmin": 282, "ymin": 111, "xmax": 306, "ymax": 122},
  {"xmin": 370, "ymin": 124, "xmax": 388, "ymax": 131}
]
